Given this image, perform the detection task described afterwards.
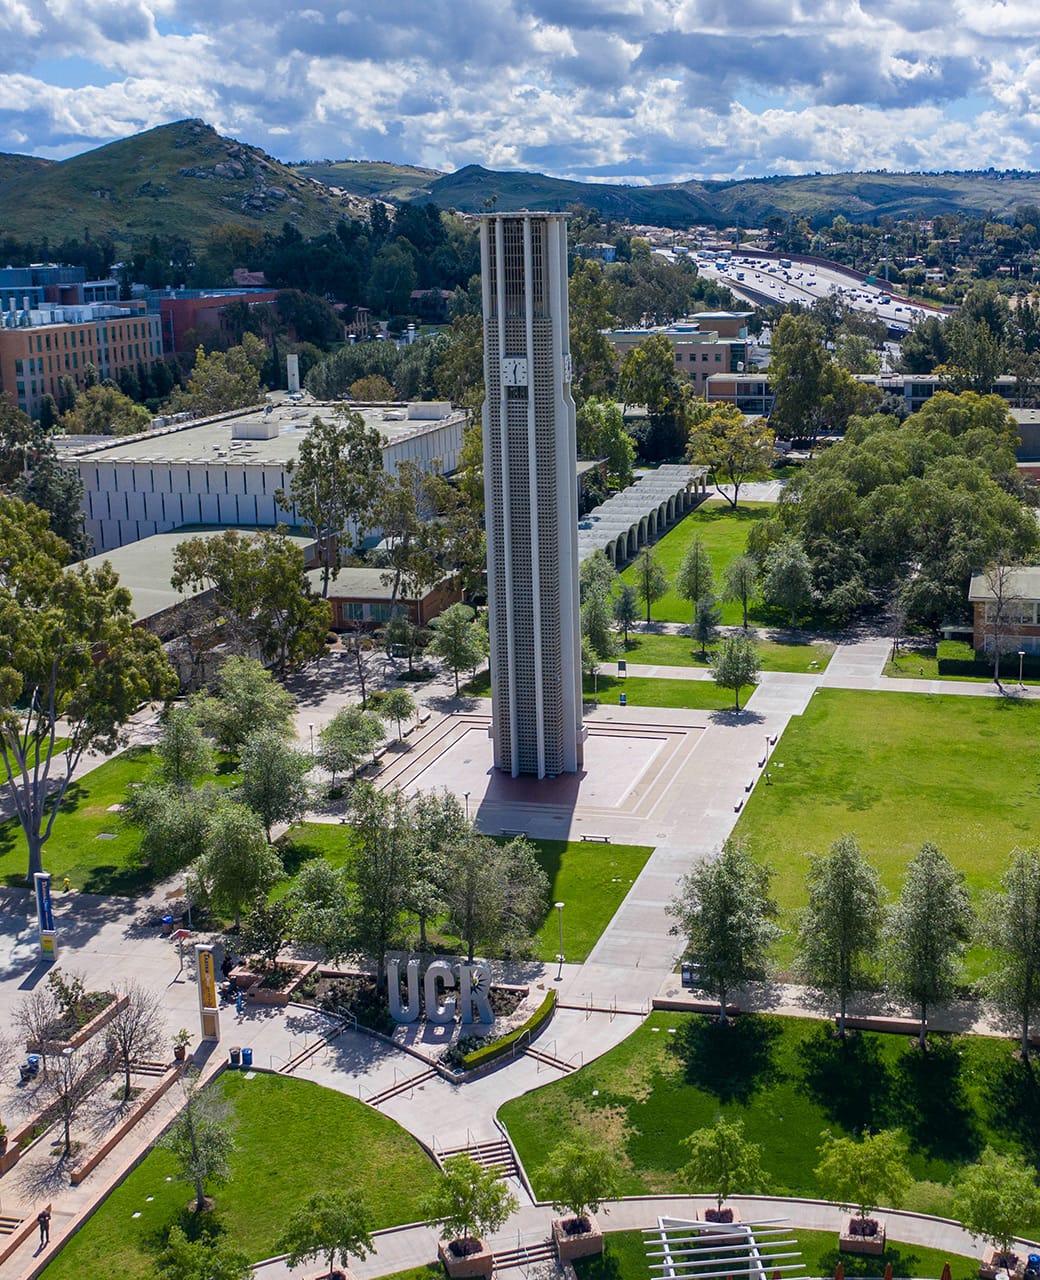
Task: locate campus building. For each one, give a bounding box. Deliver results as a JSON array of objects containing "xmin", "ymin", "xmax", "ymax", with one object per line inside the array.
[
  {"xmin": 481, "ymin": 211, "xmax": 583, "ymax": 778},
  {"xmin": 606, "ymin": 313, "xmax": 752, "ymax": 397},
  {"xmin": 58, "ymin": 399, "xmax": 468, "ymax": 553},
  {"xmin": 0, "ymin": 301, "xmax": 163, "ymax": 417},
  {"xmin": 969, "ymin": 566, "xmax": 1040, "ymax": 657}
]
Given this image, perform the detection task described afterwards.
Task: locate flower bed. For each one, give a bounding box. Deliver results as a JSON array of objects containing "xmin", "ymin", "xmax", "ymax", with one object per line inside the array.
[
  {"xmin": 458, "ymin": 989, "xmax": 557, "ymax": 1073},
  {"xmin": 231, "ymin": 960, "xmax": 316, "ymax": 1007}
]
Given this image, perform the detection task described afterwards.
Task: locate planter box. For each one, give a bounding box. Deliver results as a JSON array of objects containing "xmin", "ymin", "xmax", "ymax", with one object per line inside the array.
[
  {"xmin": 26, "ymin": 992, "xmax": 125, "ymax": 1055},
  {"xmin": 979, "ymin": 1249, "xmax": 1022, "ymax": 1279},
  {"xmin": 701, "ymin": 1208, "xmax": 745, "ymax": 1243},
  {"xmin": 840, "ymin": 1219, "xmax": 886, "ymax": 1256},
  {"xmin": 554, "ymin": 1214, "xmax": 603, "ymax": 1261},
  {"xmin": 233, "ymin": 960, "xmax": 316, "ymax": 1007},
  {"xmin": 439, "ymin": 1239, "xmax": 494, "ymax": 1279}
]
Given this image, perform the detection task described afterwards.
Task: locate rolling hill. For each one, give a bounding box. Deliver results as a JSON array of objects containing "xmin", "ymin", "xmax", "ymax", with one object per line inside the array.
[
  {"xmin": 0, "ymin": 119, "xmax": 376, "ymax": 250},
  {"xmin": 293, "ymin": 159, "xmax": 442, "ymax": 202}
]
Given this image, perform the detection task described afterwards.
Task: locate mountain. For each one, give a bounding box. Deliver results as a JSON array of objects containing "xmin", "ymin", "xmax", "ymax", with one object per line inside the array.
[
  {"xmin": 293, "ymin": 159, "xmax": 442, "ymax": 202},
  {"xmin": 0, "ymin": 152, "xmax": 54, "ymax": 196},
  {"xmin": 0, "ymin": 120, "xmax": 375, "ymax": 250}
]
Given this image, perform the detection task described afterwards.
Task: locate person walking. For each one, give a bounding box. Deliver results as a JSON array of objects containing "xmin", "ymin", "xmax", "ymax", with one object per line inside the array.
[{"xmin": 37, "ymin": 1207, "xmax": 50, "ymax": 1246}]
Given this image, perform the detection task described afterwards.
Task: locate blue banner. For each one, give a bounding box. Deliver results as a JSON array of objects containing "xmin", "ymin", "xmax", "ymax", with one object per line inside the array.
[{"xmin": 34, "ymin": 873, "xmax": 53, "ymax": 933}]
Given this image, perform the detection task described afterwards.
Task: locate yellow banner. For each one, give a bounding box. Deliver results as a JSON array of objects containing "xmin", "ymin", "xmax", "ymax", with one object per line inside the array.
[{"xmin": 198, "ymin": 948, "xmax": 217, "ymax": 1008}]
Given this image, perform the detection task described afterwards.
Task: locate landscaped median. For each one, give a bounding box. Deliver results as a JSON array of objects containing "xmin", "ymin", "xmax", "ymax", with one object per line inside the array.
[
  {"xmin": 458, "ymin": 990, "xmax": 557, "ymax": 1073},
  {"xmin": 465, "ymin": 668, "xmax": 757, "ymax": 712}
]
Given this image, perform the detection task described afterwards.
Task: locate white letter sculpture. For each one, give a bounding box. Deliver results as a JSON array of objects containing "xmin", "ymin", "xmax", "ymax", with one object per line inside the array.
[
  {"xmin": 424, "ymin": 959, "xmax": 457, "ymax": 1025},
  {"xmin": 459, "ymin": 961, "xmax": 494, "ymax": 1025},
  {"xmin": 386, "ymin": 956, "xmax": 421, "ymax": 1023}
]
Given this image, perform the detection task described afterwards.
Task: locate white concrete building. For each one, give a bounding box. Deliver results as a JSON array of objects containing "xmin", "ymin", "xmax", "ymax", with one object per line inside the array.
[
  {"xmin": 481, "ymin": 211, "xmax": 583, "ymax": 779},
  {"xmin": 59, "ymin": 400, "xmax": 467, "ymax": 553}
]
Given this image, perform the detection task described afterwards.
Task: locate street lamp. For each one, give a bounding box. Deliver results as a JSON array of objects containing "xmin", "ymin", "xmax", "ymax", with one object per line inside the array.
[
  {"xmin": 1019, "ymin": 651, "xmax": 1026, "ymax": 687},
  {"xmin": 308, "ymin": 724, "xmax": 315, "ymax": 760},
  {"xmin": 464, "ymin": 792, "xmax": 471, "ymax": 822},
  {"xmin": 555, "ymin": 902, "xmax": 565, "ymax": 981}
]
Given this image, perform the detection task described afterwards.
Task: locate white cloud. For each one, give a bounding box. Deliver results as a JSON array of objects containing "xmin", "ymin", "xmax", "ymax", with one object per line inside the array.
[{"xmin": 3, "ymin": 0, "xmax": 1040, "ymax": 183}]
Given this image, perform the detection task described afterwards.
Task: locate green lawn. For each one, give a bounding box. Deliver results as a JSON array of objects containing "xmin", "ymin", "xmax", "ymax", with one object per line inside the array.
[
  {"xmin": 620, "ymin": 633, "xmax": 834, "ymax": 674},
  {"xmin": 732, "ymin": 689, "xmax": 1040, "ymax": 976},
  {"xmin": 574, "ymin": 1229, "xmax": 979, "ymax": 1280},
  {"xmin": 0, "ymin": 747, "xmax": 236, "ymax": 895},
  {"xmin": 465, "ymin": 669, "xmax": 755, "ymax": 712},
  {"xmin": 42, "ymin": 1071, "xmax": 440, "ymax": 1280},
  {"xmin": 500, "ymin": 1011, "xmax": 1040, "ymax": 1235},
  {"xmin": 619, "ymin": 502, "xmax": 774, "ymax": 627},
  {"xmin": 278, "ymin": 825, "xmax": 654, "ymax": 964},
  {"xmin": 885, "ymin": 641, "xmax": 1040, "ymax": 686}
]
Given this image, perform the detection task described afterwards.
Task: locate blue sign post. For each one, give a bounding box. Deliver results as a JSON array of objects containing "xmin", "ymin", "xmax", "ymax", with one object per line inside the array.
[{"xmin": 34, "ymin": 871, "xmax": 56, "ymax": 959}]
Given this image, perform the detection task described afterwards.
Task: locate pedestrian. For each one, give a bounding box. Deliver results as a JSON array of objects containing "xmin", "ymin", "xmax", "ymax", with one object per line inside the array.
[{"xmin": 37, "ymin": 1207, "xmax": 50, "ymax": 1245}]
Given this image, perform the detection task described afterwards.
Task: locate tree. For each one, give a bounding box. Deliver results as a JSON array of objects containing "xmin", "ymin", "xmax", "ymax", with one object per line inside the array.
[
  {"xmin": 761, "ymin": 540, "xmax": 814, "ymax": 627},
  {"xmin": 424, "ymin": 1154, "xmax": 518, "ymax": 1245},
  {"xmin": 710, "ymin": 634, "xmax": 760, "ymax": 710},
  {"xmin": 796, "ymin": 835, "xmax": 884, "ymax": 1036},
  {"xmin": 886, "ymin": 842, "xmax": 973, "ymax": 1048},
  {"xmin": 348, "ymin": 374, "xmax": 396, "ymax": 401},
  {"xmin": 276, "ymin": 411, "xmax": 385, "ymax": 596},
  {"xmin": 123, "ymin": 782, "xmax": 218, "ymax": 878},
  {"xmin": 676, "ymin": 539, "xmax": 715, "ymax": 621},
  {"xmin": 407, "ymin": 790, "xmax": 466, "ymax": 948},
  {"xmin": 40, "ymin": 1043, "xmax": 103, "ymax": 1156},
  {"xmin": 190, "ymin": 656, "xmax": 296, "ymax": 758},
  {"xmin": 682, "ymin": 1118, "xmax": 765, "ymax": 1211},
  {"xmin": 349, "ymin": 783, "xmax": 415, "ymax": 986},
  {"xmin": 579, "ymin": 549, "xmax": 619, "ymax": 603},
  {"xmin": 581, "ymin": 586, "xmax": 619, "ymax": 661},
  {"xmin": 158, "ymin": 1227, "xmax": 251, "ymax": 1280},
  {"xmin": 537, "ymin": 1140, "xmax": 622, "ymax": 1230},
  {"xmin": 576, "ymin": 400, "xmax": 634, "ymax": 488},
  {"xmin": 427, "ymin": 604, "xmax": 489, "ymax": 694},
  {"xmin": 612, "ymin": 583, "xmax": 639, "ymax": 647},
  {"xmin": 980, "ymin": 559, "xmax": 1024, "ymax": 683},
  {"xmin": 15, "ymin": 450, "xmax": 90, "ymax": 557},
  {"xmin": 984, "ymin": 848, "xmax": 1040, "ymax": 1058},
  {"xmin": 239, "ymin": 728, "xmax": 311, "ymax": 840},
  {"xmin": 691, "ymin": 596, "xmax": 721, "ymax": 658},
  {"xmin": 288, "ymin": 859, "xmax": 356, "ymax": 960},
  {"xmin": 954, "ymin": 1148, "xmax": 1040, "ymax": 1259},
  {"xmin": 342, "ymin": 630, "xmax": 376, "ymax": 709},
  {"xmin": 277, "ymin": 1190, "xmax": 374, "ymax": 1280},
  {"xmin": 382, "ymin": 612, "xmax": 432, "ymax": 677},
  {"xmin": 161, "ymin": 1074, "xmax": 236, "ymax": 1213},
  {"xmin": 569, "ymin": 262, "xmax": 618, "ymax": 403},
  {"xmin": 0, "ymin": 497, "xmax": 177, "ymax": 880},
  {"xmin": 107, "ymin": 982, "xmax": 165, "ymax": 1100},
  {"xmin": 443, "ymin": 832, "xmax": 549, "ymax": 962},
  {"xmin": 154, "ymin": 705, "xmax": 211, "ymax": 790},
  {"xmin": 723, "ymin": 554, "xmax": 758, "ymax": 630},
  {"xmin": 634, "ymin": 547, "xmax": 668, "ymax": 623},
  {"xmin": 190, "ymin": 799, "xmax": 283, "ymax": 929},
  {"xmin": 376, "ymin": 687, "xmax": 417, "ymax": 743},
  {"xmin": 814, "ymin": 1129, "xmax": 912, "ymax": 1222},
  {"xmin": 317, "ymin": 706, "xmax": 383, "ymax": 784},
  {"xmin": 686, "ymin": 406, "xmax": 775, "ymax": 508},
  {"xmin": 238, "ymin": 895, "xmax": 294, "ymax": 969},
  {"xmin": 175, "ymin": 336, "xmax": 265, "ymax": 416},
  {"xmin": 667, "ymin": 838, "xmax": 781, "ymax": 1022},
  {"xmin": 59, "ymin": 382, "xmax": 151, "ymax": 436},
  {"xmin": 767, "ymin": 313, "xmax": 831, "ymax": 443}
]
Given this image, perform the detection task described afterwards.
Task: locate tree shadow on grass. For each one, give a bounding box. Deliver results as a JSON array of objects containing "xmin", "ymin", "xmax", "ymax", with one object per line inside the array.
[
  {"xmin": 811, "ymin": 1243, "xmax": 939, "ymax": 1278},
  {"xmin": 141, "ymin": 1201, "xmax": 232, "ymax": 1258},
  {"xmin": 981, "ymin": 1053, "xmax": 1040, "ymax": 1161},
  {"xmin": 796, "ymin": 1025, "xmax": 894, "ymax": 1133},
  {"xmin": 668, "ymin": 1014, "xmax": 783, "ymax": 1104},
  {"xmin": 893, "ymin": 1038, "xmax": 982, "ymax": 1163}
]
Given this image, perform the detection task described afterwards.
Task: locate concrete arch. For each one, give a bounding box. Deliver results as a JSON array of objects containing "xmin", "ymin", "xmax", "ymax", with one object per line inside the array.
[
  {"xmin": 627, "ymin": 526, "xmax": 638, "ymax": 557},
  {"xmin": 667, "ymin": 495, "xmax": 676, "ymax": 523},
  {"xmin": 638, "ymin": 516, "xmax": 649, "ymax": 547},
  {"xmin": 648, "ymin": 510, "xmax": 658, "ymax": 539},
  {"xmin": 658, "ymin": 500, "xmax": 669, "ymax": 530}
]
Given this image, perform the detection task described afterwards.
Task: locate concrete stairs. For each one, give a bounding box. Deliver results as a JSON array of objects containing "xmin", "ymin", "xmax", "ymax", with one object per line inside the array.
[
  {"xmin": 436, "ymin": 1137, "xmax": 519, "ymax": 1180},
  {"xmin": 367, "ymin": 1066, "xmax": 438, "ymax": 1107}
]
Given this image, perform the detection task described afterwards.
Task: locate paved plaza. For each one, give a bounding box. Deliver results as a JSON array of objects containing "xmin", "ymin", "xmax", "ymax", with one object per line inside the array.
[{"xmin": 0, "ymin": 627, "xmax": 1036, "ymax": 1279}]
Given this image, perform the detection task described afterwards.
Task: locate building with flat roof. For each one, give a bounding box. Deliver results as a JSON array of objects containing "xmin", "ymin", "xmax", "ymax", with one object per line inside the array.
[
  {"xmin": 969, "ymin": 566, "xmax": 1040, "ymax": 657},
  {"xmin": 147, "ymin": 289, "xmax": 282, "ymax": 354},
  {"xmin": 0, "ymin": 302, "xmax": 163, "ymax": 417},
  {"xmin": 304, "ymin": 566, "xmax": 462, "ymax": 630},
  {"xmin": 59, "ymin": 399, "xmax": 467, "ymax": 553},
  {"xmin": 481, "ymin": 211, "xmax": 583, "ymax": 779},
  {"xmin": 605, "ymin": 316, "xmax": 751, "ymax": 398}
]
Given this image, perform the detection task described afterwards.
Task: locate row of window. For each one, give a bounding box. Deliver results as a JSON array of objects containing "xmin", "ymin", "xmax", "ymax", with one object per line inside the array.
[{"xmin": 675, "ymin": 351, "xmax": 724, "ymax": 363}]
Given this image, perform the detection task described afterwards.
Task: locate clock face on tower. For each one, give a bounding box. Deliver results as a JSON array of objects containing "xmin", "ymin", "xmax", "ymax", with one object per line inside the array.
[{"xmin": 501, "ymin": 357, "xmax": 529, "ymax": 386}]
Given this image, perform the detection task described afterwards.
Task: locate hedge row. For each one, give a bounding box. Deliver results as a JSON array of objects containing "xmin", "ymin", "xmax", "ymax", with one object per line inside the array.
[
  {"xmin": 461, "ymin": 990, "xmax": 557, "ymax": 1071},
  {"xmin": 937, "ymin": 640, "xmax": 1040, "ymax": 680}
]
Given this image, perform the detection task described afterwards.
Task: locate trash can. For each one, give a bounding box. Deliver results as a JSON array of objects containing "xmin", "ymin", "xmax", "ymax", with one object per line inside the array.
[
  {"xmin": 161, "ymin": 914, "xmax": 174, "ymax": 935},
  {"xmin": 241, "ymin": 1047, "xmax": 253, "ymax": 1068},
  {"xmin": 229, "ymin": 1046, "xmax": 241, "ymax": 1067},
  {"xmin": 619, "ymin": 693, "xmax": 627, "ymax": 706}
]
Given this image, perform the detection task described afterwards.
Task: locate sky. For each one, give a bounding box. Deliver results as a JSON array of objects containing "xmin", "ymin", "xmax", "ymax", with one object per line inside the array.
[{"xmin": 3, "ymin": 0, "xmax": 1040, "ymax": 183}]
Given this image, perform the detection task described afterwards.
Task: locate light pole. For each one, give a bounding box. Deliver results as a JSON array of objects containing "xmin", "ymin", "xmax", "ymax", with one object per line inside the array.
[
  {"xmin": 1019, "ymin": 651, "xmax": 1026, "ymax": 687},
  {"xmin": 464, "ymin": 792, "xmax": 471, "ymax": 822},
  {"xmin": 308, "ymin": 724, "xmax": 315, "ymax": 760},
  {"xmin": 555, "ymin": 902, "xmax": 565, "ymax": 981}
]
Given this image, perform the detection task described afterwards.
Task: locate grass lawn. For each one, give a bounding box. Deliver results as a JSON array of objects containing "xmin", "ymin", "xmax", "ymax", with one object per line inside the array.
[
  {"xmin": 0, "ymin": 747, "xmax": 236, "ymax": 895},
  {"xmin": 499, "ymin": 1011, "xmax": 1040, "ymax": 1235},
  {"xmin": 621, "ymin": 633, "xmax": 834, "ymax": 674},
  {"xmin": 732, "ymin": 689, "xmax": 1040, "ymax": 976},
  {"xmin": 41, "ymin": 1071, "xmax": 440, "ymax": 1280},
  {"xmin": 574, "ymin": 1229, "xmax": 979, "ymax": 1280},
  {"xmin": 885, "ymin": 641, "xmax": 1040, "ymax": 686},
  {"xmin": 278, "ymin": 825, "xmax": 654, "ymax": 964},
  {"xmin": 619, "ymin": 502, "xmax": 774, "ymax": 627},
  {"xmin": 465, "ymin": 669, "xmax": 755, "ymax": 712}
]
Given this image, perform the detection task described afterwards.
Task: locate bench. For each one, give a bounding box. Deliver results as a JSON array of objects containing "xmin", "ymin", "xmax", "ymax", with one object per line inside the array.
[
  {"xmin": 838, "ymin": 1015, "xmax": 922, "ymax": 1036},
  {"xmin": 581, "ymin": 834, "xmax": 611, "ymax": 843}
]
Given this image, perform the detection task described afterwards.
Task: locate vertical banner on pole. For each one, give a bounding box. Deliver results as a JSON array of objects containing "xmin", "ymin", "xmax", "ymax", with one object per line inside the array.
[
  {"xmin": 195, "ymin": 944, "xmax": 220, "ymax": 1042},
  {"xmin": 34, "ymin": 872, "xmax": 57, "ymax": 959}
]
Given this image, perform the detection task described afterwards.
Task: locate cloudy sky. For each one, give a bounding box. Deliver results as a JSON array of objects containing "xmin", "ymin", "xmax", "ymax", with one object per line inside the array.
[{"xmin": 3, "ymin": 0, "xmax": 1040, "ymax": 183}]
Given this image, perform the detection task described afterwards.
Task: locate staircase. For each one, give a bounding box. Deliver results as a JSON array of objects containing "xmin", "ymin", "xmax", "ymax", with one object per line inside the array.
[
  {"xmin": 366, "ymin": 1066, "xmax": 437, "ymax": 1107},
  {"xmin": 0, "ymin": 1214, "xmax": 22, "ymax": 1238},
  {"xmin": 130, "ymin": 1059, "xmax": 169, "ymax": 1079},
  {"xmin": 436, "ymin": 1137, "xmax": 519, "ymax": 1180},
  {"xmin": 522, "ymin": 1045, "xmax": 576, "ymax": 1074},
  {"xmin": 491, "ymin": 1238, "xmax": 555, "ymax": 1271},
  {"xmin": 280, "ymin": 1027, "xmax": 344, "ymax": 1075}
]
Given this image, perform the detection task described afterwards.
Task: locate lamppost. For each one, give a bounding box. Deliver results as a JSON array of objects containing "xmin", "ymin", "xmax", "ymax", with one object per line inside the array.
[
  {"xmin": 555, "ymin": 902, "xmax": 565, "ymax": 981},
  {"xmin": 464, "ymin": 792, "xmax": 471, "ymax": 822},
  {"xmin": 1019, "ymin": 651, "xmax": 1026, "ymax": 687},
  {"xmin": 308, "ymin": 724, "xmax": 315, "ymax": 760}
]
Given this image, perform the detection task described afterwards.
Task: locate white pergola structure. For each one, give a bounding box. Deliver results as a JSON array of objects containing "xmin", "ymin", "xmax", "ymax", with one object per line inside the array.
[
  {"xmin": 577, "ymin": 465, "xmax": 707, "ymax": 569},
  {"xmin": 644, "ymin": 1216, "xmax": 806, "ymax": 1280}
]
